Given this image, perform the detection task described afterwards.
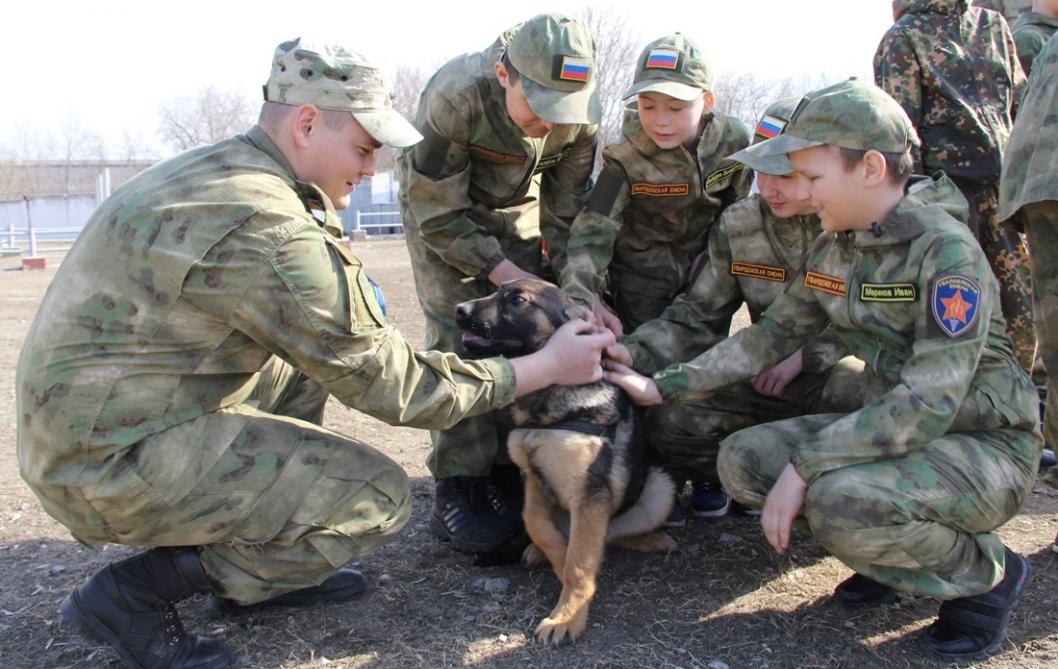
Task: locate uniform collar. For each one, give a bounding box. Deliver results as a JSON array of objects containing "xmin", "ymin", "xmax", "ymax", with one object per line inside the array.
[
  {"xmin": 625, "ymin": 112, "xmax": 719, "ymax": 159},
  {"xmin": 242, "ymin": 125, "xmax": 345, "ymax": 239},
  {"xmin": 849, "ymin": 173, "xmax": 963, "ymax": 249}
]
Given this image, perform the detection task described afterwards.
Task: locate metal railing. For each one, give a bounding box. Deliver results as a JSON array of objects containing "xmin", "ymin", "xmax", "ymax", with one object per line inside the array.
[
  {"xmin": 353, "ymin": 209, "xmax": 404, "ymax": 237},
  {"xmin": 2, "ymin": 222, "xmax": 81, "ymax": 256}
]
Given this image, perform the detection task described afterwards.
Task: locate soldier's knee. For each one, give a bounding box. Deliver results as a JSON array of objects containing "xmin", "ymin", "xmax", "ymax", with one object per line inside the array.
[
  {"xmin": 804, "ymin": 469, "xmax": 894, "ymax": 550},
  {"xmin": 717, "ymin": 440, "xmax": 753, "ymax": 495}
]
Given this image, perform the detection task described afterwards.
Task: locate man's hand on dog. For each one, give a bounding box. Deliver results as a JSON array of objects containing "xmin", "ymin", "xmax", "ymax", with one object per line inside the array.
[
  {"xmin": 487, "ymin": 259, "xmax": 540, "ymax": 286},
  {"xmin": 601, "ymin": 359, "xmax": 663, "ymax": 406},
  {"xmin": 510, "ymin": 318, "xmax": 615, "ymax": 396},
  {"xmin": 761, "ymin": 463, "xmax": 807, "ymax": 555},
  {"xmin": 592, "ymin": 295, "xmax": 623, "ymax": 338}
]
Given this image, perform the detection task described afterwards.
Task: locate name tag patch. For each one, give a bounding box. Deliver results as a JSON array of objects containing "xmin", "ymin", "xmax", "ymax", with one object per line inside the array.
[
  {"xmin": 631, "ymin": 182, "xmax": 690, "ymax": 197},
  {"xmin": 535, "ymin": 146, "xmax": 571, "ymax": 173},
  {"xmin": 730, "ymin": 261, "xmax": 786, "ymax": 282},
  {"xmin": 860, "ymin": 282, "xmax": 918, "ymax": 302},
  {"xmin": 931, "ymin": 273, "xmax": 980, "ymax": 338},
  {"xmin": 805, "ymin": 271, "xmax": 847, "ymax": 296},
  {"xmin": 468, "ymin": 145, "xmax": 526, "ymax": 165},
  {"xmin": 705, "ymin": 163, "xmax": 743, "ymax": 189}
]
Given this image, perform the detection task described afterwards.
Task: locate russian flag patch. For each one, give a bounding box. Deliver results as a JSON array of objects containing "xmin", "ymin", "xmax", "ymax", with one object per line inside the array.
[
  {"xmin": 646, "ymin": 48, "xmax": 680, "ymax": 70},
  {"xmin": 559, "ymin": 56, "xmax": 591, "ymax": 82},
  {"xmin": 755, "ymin": 115, "xmax": 787, "ymax": 140}
]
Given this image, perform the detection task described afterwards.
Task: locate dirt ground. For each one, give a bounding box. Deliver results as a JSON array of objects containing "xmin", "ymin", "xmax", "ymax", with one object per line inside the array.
[{"xmin": 0, "ymin": 238, "xmax": 1055, "ymax": 669}]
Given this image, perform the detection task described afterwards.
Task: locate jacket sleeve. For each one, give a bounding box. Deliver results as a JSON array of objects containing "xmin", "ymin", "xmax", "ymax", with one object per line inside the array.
[
  {"xmin": 874, "ymin": 27, "xmax": 924, "ymax": 170},
  {"xmin": 653, "ymin": 274, "xmax": 829, "ymax": 403},
  {"xmin": 799, "ymin": 326, "xmax": 851, "ymax": 374},
  {"xmin": 622, "ymin": 216, "xmax": 745, "ymax": 374},
  {"xmin": 401, "ymin": 91, "xmax": 507, "ymax": 278},
  {"xmin": 559, "ymin": 157, "xmax": 630, "ymax": 307},
  {"xmin": 539, "ymin": 124, "xmax": 598, "ymax": 279},
  {"xmin": 792, "ymin": 235, "xmax": 996, "ymax": 483},
  {"xmin": 229, "ymin": 223, "xmax": 516, "ymax": 430}
]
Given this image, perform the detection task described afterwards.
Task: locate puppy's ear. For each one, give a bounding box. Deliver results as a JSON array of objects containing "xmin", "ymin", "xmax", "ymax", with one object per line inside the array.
[{"xmin": 561, "ymin": 303, "xmax": 592, "ymax": 323}]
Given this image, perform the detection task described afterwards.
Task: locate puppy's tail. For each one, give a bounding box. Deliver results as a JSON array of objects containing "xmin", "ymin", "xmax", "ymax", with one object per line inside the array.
[{"xmin": 606, "ymin": 468, "xmax": 676, "ymax": 542}]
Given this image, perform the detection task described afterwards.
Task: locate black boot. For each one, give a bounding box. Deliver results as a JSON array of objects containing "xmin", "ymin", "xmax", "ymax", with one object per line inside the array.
[
  {"xmin": 833, "ymin": 573, "xmax": 896, "ymax": 607},
  {"xmin": 921, "ymin": 547, "xmax": 1032, "ymax": 660},
  {"xmin": 209, "ymin": 567, "xmax": 367, "ymax": 615},
  {"xmin": 431, "ymin": 476, "xmax": 519, "ymax": 552},
  {"xmin": 60, "ymin": 548, "xmax": 231, "ymax": 669}
]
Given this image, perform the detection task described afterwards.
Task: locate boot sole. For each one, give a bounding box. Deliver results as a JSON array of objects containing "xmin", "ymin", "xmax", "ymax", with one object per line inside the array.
[{"xmin": 923, "ymin": 555, "xmax": 1034, "ymax": 661}]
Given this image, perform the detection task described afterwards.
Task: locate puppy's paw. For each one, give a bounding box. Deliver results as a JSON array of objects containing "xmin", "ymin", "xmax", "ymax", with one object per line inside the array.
[
  {"xmin": 535, "ymin": 611, "xmax": 588, "ymax": 645},
  {"xmin": 521, "ymin": 542, "xmax": 548, "ymax": 568}
]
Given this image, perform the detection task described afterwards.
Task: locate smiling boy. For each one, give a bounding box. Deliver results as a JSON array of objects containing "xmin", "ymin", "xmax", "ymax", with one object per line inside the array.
[{"xmin": 605, "ymin": 79, "xmax": 1041, "ymax": 660}]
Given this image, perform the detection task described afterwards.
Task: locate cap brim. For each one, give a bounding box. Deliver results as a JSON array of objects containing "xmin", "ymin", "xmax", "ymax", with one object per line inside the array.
[
  {"xmin": 521, "ymin": 77, "xmax": 602, "ymax": 125},
  {"xmin": 622, "ymin": 79, "xmax": 703, "ymax": 101},
  {"xmin": 353, "ymin": 109, "xmax": 423, "ymax": 148},
  {"xmin": 727, "ymin": 134, "xmax": 823, "ymax": 173}
]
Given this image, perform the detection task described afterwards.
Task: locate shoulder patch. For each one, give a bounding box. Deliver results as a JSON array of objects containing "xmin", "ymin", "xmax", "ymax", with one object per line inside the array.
[
  {"xmin": 630, "ymin": 182, "xmax": 690, "ymax": 197},
  {"xmin": 804, "ymin": 271, "xmax": 847, "ymax": 297},
  {"xmin": 730, "ymin": 261, "xmax": 786, "ymax": 282},
  {"xmin": 586, "ymin": 165, "xmax": 626, "ymax": 215},
  {"xmin": 705, "ymin": 162, "xmax": 744, "ymax": 189},
  {"xmin": 931, "ymin": 273, "xmax": 981, "ymax": 338},
  {"xmin": 860, "ymin": 282, "xmax": 918, "ymax": 302}
]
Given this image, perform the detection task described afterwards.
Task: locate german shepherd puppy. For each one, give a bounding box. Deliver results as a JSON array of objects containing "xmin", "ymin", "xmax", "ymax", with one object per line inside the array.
[{"xmin": 455, "ymin": 279, "xmax": 676, "ymax": 645}]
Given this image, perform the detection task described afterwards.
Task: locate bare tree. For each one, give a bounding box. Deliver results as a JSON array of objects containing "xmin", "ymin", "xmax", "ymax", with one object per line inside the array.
[
  {"xmin": 157, "ymin": 86, "xmax": 256, "ymax": 153},
  {"xmin": 575, "ymin": 7, "xmax": 643, "ymax": 153},
  {"xmin": 374, "ymin": 64, "xmax": 430, "ymax": 172}
]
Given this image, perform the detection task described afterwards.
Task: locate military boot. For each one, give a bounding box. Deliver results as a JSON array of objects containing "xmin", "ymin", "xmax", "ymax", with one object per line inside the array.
[
  {"xmin": 209, "ymin": 568, "xmax": 368, "ymax": 615},
  {"xmin": 432, "ymin": 476, "xmax": 519, "ymax": 552},
  {"xmin": 61, "ymin": 547, "xmax": 231, "ymax": 669},
  {"xmin": 833, "ymin": 572, "xmax": 896, "ymax": 607}
]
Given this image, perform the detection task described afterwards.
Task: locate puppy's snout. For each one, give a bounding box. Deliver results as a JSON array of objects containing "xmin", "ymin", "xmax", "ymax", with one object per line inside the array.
[{"xmin": 455, "ymin": 302, "xmax": 472, "ymax": 321}]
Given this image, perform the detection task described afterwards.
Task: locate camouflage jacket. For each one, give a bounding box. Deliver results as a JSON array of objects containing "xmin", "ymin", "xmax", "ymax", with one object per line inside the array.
[
  {"xmin": 973, "ymin": 0, "xmax": 1033, "ymax": 23},
  {"xmin": 1012, "ymin": 12, "xmax": 1058, "ymax": 74},
  {"xmin": 876, "ymin": 0, "xmax": 1026, "ymax": 185},
  {"xmin": 653, "ymin": 174, "xmax": 1040, "ymax": 483},
  {"xmin": 999, "ymin": 33, "xmax": 1058, "ymax": 223},
  {"xmin": 622, "ymin": 195, "xmax": 846, "ymax": 375},
  {"xmin": 397, "ymin": 30, "xmax": 597, "ymax": 281},
  {"xmin": 560, "ymin": 112, "xmax": 751, "ymax": 309},
  {"xmin": 17, "ymin": 126, "xmax": 516, "ymax": 495}
]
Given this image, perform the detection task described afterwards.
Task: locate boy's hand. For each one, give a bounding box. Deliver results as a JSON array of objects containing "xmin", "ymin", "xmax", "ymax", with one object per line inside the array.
[
  {"xmin": 593, "ymin": 295, "xmax": 623, "ymax": 338},
  {"xmin": 605, "ymin": 342, "xmax": 633, "ymax": 367},
  {"xmin": 602, "ymin": 360, "xmax": 662, "ymax": 406},
  {"xmin": 487, "ymin": 259, "xmax": 540, "ymax": 286},
  {"xmin": 751, "ymin": 349, "xmax": 803, "ymax": 398},
  {"xmin": 544, "ymin": 318, "xmax": 614, "ymax": 385},
  {"xmin": 761, "ymin": 463, "xmax": 806, "ymax": 555}
]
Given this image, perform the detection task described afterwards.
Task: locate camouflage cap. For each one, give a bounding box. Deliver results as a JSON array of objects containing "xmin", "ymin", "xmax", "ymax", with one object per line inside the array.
[
  {"xmin": 726, "ymin": 96, "xmax": 801, "ymax": 175},
  {"xmin": 264, "ymin": 38, "xmax": 422, "ymax": 148},
  {"xmin": 732, "ymin": 79, "xmax": 919, "ymax": 166},
  {"xmin": 623, "ymin": 34, "xmax": 712, "ymax": 101},
  {"xmin": 506, "ymin": 14, "xmax": 602, "ymax": 125}
]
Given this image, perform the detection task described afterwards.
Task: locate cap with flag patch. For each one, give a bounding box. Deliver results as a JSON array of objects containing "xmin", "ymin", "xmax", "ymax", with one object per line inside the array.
[
  {"xmin": 726, "ymin": 96, "xmax": 800, "ymax": 175},
  {"xmin": 623, "ymin": 33, "xmax": 712, "ymax": 101},
  {"xmin": 505, "ymin": 13, "xmax": 601, "ymax": 125},
  {"xmin": 264, "ymin": 37, "xmax": 422, "ymax": 148}
]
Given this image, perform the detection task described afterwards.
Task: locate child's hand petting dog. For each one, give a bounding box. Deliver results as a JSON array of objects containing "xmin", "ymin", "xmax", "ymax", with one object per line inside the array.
[
  {"xmin": 601, "ymin": 359, "xmax": 662, "ymax": 406},
  {"xmin": 510, "ymin": 318, "xmax": 614, "ymax": 395}
]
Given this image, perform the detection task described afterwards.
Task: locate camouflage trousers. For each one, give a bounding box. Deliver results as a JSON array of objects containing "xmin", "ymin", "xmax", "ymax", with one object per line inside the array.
[
  {"xmin": 647, "ymin": 355, "xmax": 866, "ymax": 484},
  {"xmin": 89, "ymin": 356, "xmax": 411, "ymax": 604},
  {"xmin": 957, "ymin": 180, "xmax": 1037, "ymax": 372},
  {"xmin": 1023, "ymin": 200, "xmax": 1058, "ymax": 489},
  {"xmin": 718, "ymin": 417, "xmax": 1038, "ymax": 598},
  {"xmin": 403, "ymin": 218, "xmax": 544, "ymax": 479}
]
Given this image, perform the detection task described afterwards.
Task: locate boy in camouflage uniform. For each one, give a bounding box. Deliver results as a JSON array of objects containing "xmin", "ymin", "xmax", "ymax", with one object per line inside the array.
[
  {"xmin": 999, "ymin": 33, "xmax": 1058, "ymax": 553},
  {"xmin": 618, "ymin": 98, "xmax": 865, "ymax": 524},
  {"xmin": 561, "ymin": 33, "xmax": 752, "ymax": 333},
  {"xmin": 17, "ymin": 39, "xmax": 613, "ymax": 669},
  {"xmin": 397, "ymin": 14, "xmax": 600, "ymax": 554},
  {"xmin": 605, "ymin": 79, "xmax": 1040, "ymax": 661},
  {"xmin": 1012, "ymin": 1, "xmax": 1058, "ymax": 73},
  {"xmin": 975, "ymin": 0, "xmax": 1034, "ymax": 22},
  {"xmin": 875, "ymin": 0, "xmax": 1036, "ymax": 374}
]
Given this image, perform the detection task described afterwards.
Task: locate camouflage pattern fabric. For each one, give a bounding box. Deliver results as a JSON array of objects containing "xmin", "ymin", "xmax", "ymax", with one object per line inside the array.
[
  {"xmin": 560, "ymin": 111, "xmax": 751, "ymax": 330},
  {"xmin": 875, "ymin": 0, "xmax": 1025, "ymax": 185},
  {"xmin": 1011, "ymin": 12, "xmax": 1058, "ymax": 75},
  {"xmin": 397, "ymin": 29, "xmax": 596, "ymax": 478},
  {"xmin": 1022, "ymin": 202, "xmax": 1058, "ymax": 486},
  {"xmin": 619, "ymin": 195, "xmax": 861, "ymax": 481},
  {"xmin": 973, "ymin": 0, "xmax": 1034, "ymax": 23},
  {"xmin": 652, "ymin": 175, "xmax": 1041, "ymax": 597},
  {"xmin": 16, "ymin": 126, "xmax": 516, "ymax": 601}
]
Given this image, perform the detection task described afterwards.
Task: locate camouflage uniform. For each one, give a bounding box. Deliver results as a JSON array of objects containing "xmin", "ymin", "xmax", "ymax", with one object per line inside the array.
[
  {"xmin": 1012, "ymin": 11, "xmax": 1058, "ymax": 74},
  {"xmin": 561, "ymin": 34, "xmax": 752, "ymax": 330},
  {"xmin": 974, "ymin": 0, "xmax": 1033, "ymax": 23},
  {"xmin": 398, "ymin": 17, "xmax": 597, "ymax": 479},
  {"xmin": 876, "ymin": 0, "xmax": 1036, "ymax": 373},
  {"xmin": 16, "ymin": 124, "xmax": 518, "ymax": 604},
  {"xmin": 621, "ymin": 194, "xmax": 865, "ymax": 483},
  {"xmin": 999, "ymin": 33, "xmax": 1058, "ymax": 488}
]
